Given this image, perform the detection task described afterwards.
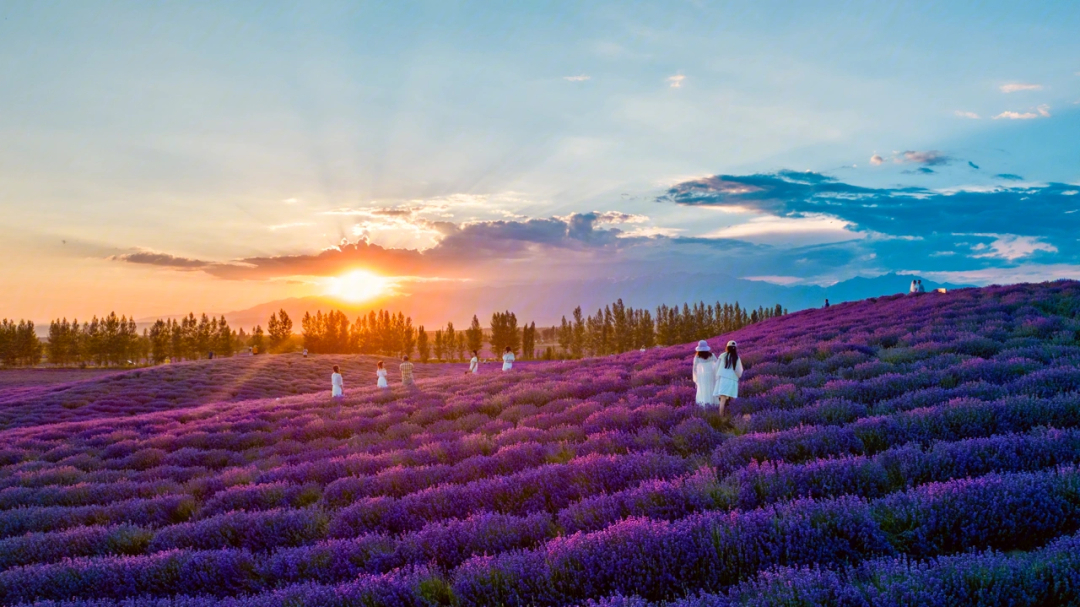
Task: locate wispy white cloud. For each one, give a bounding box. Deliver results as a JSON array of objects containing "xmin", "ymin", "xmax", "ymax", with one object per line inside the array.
[
  {"xmin": 870, "ymin": 154, "xmax": 885, "ymax": 165},
  {"xmin": 268, "ymin": 222, "xmax": 314, "ymax": 231},
  {"xmin": 993, "ymin": 104, "xmax": 1051, "ymax": 120},
  {"xmin": 954, "ymin": 110, "xmax": 981, "ymax": 119},
  {"xmin": 563, "ymin": 75, "xmax": 591, "ymax": 82},
  {"xmin": 912, "ymin": 264, "xmax": 1080, "ymax": 285},
  {"xmin": 741, "ymin": 275, "xmax": 803, "ymax": 285},
  {"xmin": 969, "ymin": 234, "xmax": 1057, "ymax": 260},
  {"xmin": 667, "ymin": 74, "xmax": 686, "ymax": 88},
  {"xmin": 1000, "ymin": 83, "xmax": 1043, "ymax": 93}
]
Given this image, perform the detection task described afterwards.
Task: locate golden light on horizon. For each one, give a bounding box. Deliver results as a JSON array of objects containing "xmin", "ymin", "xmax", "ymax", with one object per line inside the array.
[{"xmin": 325, "ymin": 270, "xmax": 389, "ymax": 303}]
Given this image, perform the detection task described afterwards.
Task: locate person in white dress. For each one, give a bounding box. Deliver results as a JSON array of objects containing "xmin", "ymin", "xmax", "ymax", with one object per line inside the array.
[
  {"xmin": 468, "ymin": 351, "xmax": 479, "ymax": 375},
  {"xmin": 713, "ymin": 340, "xmax": 744, "ymax": 415},
  {"xmin": 691, "ymin": 340, "xmax": 718, "ymax": 407},
  {"xmin": 376, "ymin": 361, "xmax": 389, "ymax": 389},
  {"xmin": 502, "ymin": 347, "xmax": 515, "ymax": 371},
  {"xmin": 331, "ymin": 365, "xmax": 344, "ymax": 398}
]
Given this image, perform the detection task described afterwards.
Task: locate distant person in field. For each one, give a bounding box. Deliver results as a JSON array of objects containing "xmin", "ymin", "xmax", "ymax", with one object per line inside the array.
[
  {"xmin": 910, "ymin": 279, "xmax": 918, "ymax": 294},
  {"xmin": 400, "ymin": 356, "xmax": 415, "ymax": 387},
  {"xmin": 824, "ymin": 299, "xmax": 830, "ymax": 308},
  {"xmin": 691, "ymin": 340, "xmax": 719, "ymax": 407},
  {"xmin": 502, "ymin": 347, "xmax": 515, "ymax": 371},
  {"xmin": 376, "ymin": 361, "xmax": 389, "ymax": 389},
  {"xmin": 331, "ymin": 365, "xmax": 344, "ymax": 399},
  {"xmin": 303, "ymin": 348, "xmax": 308, "ymax": 358},
  {"xmin": 468, "ymin": 350, "xmax": 479, "ymax": 375},
  {"xmin": 918, "ymin": 279, "xmax": 926, "ymax": 293},
  {"xmin": 713, "ymin": 340, "xmax": 744, "ymax": 415}
]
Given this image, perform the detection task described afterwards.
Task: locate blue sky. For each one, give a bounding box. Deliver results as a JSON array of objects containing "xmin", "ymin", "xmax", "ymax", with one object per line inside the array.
[{"xmin": 1, "ymin": 1, "xmax": 1078, "ymax": 320}]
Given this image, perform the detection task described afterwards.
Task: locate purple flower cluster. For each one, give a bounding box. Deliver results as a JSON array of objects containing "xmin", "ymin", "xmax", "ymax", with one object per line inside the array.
[{"xmin": 2, "ymin": 280, "xmax": 1080, "ymax": 605}]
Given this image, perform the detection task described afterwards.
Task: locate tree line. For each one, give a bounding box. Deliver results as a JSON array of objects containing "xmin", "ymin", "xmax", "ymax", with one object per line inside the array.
[
  {"xmin": 2, "ymin": 297, "xmax": 785, "ymax": 367},
  {"xmin": 41, "ymin": 313, "xmax": 239, "ymax": 367},
  {"xmin": 299, "ymin": 308, "xmax": 534, "ymax": 363},
  {"xmin": 555, "ymin": 299, "xmax": 785, "ymax": 358}
]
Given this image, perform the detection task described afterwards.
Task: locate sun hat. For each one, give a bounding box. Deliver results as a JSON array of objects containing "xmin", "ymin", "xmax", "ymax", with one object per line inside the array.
[
  {"xmin": 727, "ymin": 340, "xmax": 737, "ymax": 347},
  {"xmin": 694, "ymin": 340, "xmax": 711, "ymax": 352}
]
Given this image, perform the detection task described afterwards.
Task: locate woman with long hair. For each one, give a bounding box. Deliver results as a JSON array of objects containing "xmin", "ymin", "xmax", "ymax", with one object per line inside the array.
[
  {"xmin": 502, "ymin": 347, "xmax": 515, "ymax": 372},
  {"xmin": 468, "ymin": 350, "xmax": 479, "ymax": 375},
  {"xmin": 713, "ymin": 340, "xmax": 744, "ymax": 414},
  {"xmin": 376, "ymin": 361, "xmax": 389, "ymax": 389},
  {"xmin": 691, "ymin": 340, "xmax": 718, "ymax": 407},
  {"xmin": 331, "ymin": 365, "xmax": 344, "ymax": 399}
]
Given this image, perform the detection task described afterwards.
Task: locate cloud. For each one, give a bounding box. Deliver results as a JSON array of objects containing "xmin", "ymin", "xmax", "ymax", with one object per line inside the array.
[
  {"xmin": 968, "ymin": 161, "xmax": 980, "ymax": 170},
  {"xmin": 108, "ymin": 250, "xmax": 213, "ymax": 269},
  {"xmin": 994, "ymin": 105, "xmax": 1051, "ymax": 120},
  {"xmin": 954, "ymin": 111, "xmax": 981, "ymax": 119},
  {"xmin": 995, "ymin": 173, "xmax": 1024, "ymax": 181},
  {"xmin": 112, "ymin": 212, "xmax": 657, "ymax": 281},
  {"xmin": 999, "ymin": 83, "xmax": 1043, "ymax": 93},
  {"xmin": 913, "ymin": 264, "xmax": 1080, "ymax": 285},
  {"xmin": 659, "ymin": 171, "xmax": 1080, "ymax": 273},
  {"xmin": 268, "ymin": 222, "xmax": 314, "ymax": 231},
  {"xmin": 667, "ymin": 75, "xmax": 686, "ymax": 88},
  {"xmin": 970, "ymin": 234, "xmax": 1057, "ymax": 261},
  {"xmin": 899, "ymin": 150, "xmax": 951, "ymax": 166},
  {"xmin": 741, "ymin": 275, "xmax": 804, "ymax": 285},
  {"xmin": 563, "ymin": 75, "xmax": 591, "ymax": 82},
  {"xmin": 870, "ymin": 150, "xmax": 951, "ymax": 166}
]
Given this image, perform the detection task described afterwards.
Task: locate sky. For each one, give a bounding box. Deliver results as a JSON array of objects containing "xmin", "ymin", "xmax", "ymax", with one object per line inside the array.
[{"xmin": 1, "ymin": 0, "xmax": 1078, "ymax": 323}]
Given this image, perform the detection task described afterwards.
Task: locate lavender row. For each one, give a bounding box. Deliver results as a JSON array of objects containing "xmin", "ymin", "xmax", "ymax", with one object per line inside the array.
[
  {"xmin": 449, "ymin": 467, "xmax": 1080, "ymax": 606},
  {"xmin": 560, "ymin": 427, "xmax": 1080, "ymax": 533},
  {"xmin": 0, "ymin": 494, "xmax": 195, "ymax": 539},
  {"xmin": 586, "ymin": 533, "xmax": 1080, "ymax": 607},
  {"xmin": 713, "ymin": 392, "xmax": 1080, "ymax": 474},
  {"xmin": 329, "ymin": 451, "xmax": 692, "ymax": 537},
  {"xmin": 0, "ymin": 510, "xmax": 554, "ymax": 602}
]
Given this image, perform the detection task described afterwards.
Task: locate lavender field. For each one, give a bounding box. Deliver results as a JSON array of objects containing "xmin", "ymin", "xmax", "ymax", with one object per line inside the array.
[
  {"xmin": 3, "ymin": 282, "xmax": 1080, "ymax": 606},
  {"xmin": 0, "ymin": 354, "xmax": 462, "ymax": 431}
]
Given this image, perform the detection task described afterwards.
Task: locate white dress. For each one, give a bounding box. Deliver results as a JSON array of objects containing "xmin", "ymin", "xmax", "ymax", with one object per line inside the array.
[
  {"xmin": 331, "ymin": 372, "xmax": 344, "ymax": 397},
  {"xmin": 502, "ymin": 352, "xmax": 515, "ymax": 371},
  {"xmin": 692, "ymin": 356, "xmax": 719, "ymax": 406},
  {"xmin": 469, "ymin": 356, "xmax": 479, "ymax": 374},
  {"xmin": 376, "ymin": 369, "xmax": 388, "ymax": 388},
  {"xmin": 713, "ymin": 353, "xmax": 744, "ymax": 398}
]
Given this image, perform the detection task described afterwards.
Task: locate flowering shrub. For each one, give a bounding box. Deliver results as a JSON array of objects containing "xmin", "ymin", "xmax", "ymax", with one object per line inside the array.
[{"xmin": 2, "ymin": 280, "xmax": 1080, "ymax": 605}]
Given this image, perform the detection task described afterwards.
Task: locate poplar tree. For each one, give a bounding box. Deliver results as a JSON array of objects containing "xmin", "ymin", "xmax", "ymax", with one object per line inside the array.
[
  {"xmin": 417, "ymin": 327, "xmax": 430, "ymax": 362},
  {"xmin": 466, "ymin": 315, "xmax": 483, "ymax": 354}
]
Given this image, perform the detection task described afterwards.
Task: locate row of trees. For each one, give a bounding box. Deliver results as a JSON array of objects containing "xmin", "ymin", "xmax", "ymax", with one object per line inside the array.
[
  {"xmin": 300, "ymin": 309, "xmax": 418, "ymax": 356},
  {"xmin": 0, "ymin": 319, "xmax": 43, "ymax": 366},
  {"xmin": 2, "ymin": 297, "xmax": 786, "ymax": 367},
  {"xmin": 42, "ymin": 313, "xmax": 240, "ymax": 367},
  {"xmin": 556, "ymin": 299, "xmax": 785, "ymax": 358}
]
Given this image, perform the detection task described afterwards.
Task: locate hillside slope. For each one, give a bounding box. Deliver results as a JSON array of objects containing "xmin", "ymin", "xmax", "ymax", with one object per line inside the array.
[{"xmin": 1, "ymin": 281, "xmax": 1080, "ymax": 606}]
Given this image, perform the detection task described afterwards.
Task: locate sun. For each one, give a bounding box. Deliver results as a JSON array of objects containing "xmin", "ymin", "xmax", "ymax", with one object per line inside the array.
[{"xmin": 325, "ymin": 270, "xmax": 389, "ymax": 303}]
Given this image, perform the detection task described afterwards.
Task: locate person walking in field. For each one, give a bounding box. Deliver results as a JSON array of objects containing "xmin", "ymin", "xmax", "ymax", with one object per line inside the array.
[
  {"xmin": 376, "ymin": 361, "xmax": 389, "ymax": 389},
  {"xmin": 400, "ymin": 356, "xmax": 415, "ymax": 387},
  {"xmin": 691, "ymin": 340, "xmax": 718, "ymax": 407},
  {"xmin": 502, "ymin": 347, "xmax": 515, "ymax": 372},
  {"xmin": 331, "ymin": 365, "xmax": 344, "ymax": 399},
  {"xmin": 713, "ymin": 340, "xmax": 744, "ymax": 415},
  {"xmin": 468, "ymin": 350, "xmax": 479, "ymax": 375}
]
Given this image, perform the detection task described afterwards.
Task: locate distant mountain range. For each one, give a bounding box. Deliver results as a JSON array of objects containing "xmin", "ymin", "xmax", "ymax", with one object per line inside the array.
[{"xmin": 206, "ymin": 273, "xmax": 970, "ymax": 330}]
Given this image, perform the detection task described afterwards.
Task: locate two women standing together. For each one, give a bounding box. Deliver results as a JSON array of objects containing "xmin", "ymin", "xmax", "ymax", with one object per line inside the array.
[{"xmin": 692, "ymin": 339, "xmax": 743, "ymax": 414}]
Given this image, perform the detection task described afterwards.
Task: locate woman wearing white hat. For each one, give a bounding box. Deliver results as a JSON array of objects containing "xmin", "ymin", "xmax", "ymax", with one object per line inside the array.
[
  {"xmin": 713, "ymin": 340, "xmax": 744, "ymax": 414},
  {"xmin": 691, "ymin": 340, "xmax": 719, "ymax": 407}
]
